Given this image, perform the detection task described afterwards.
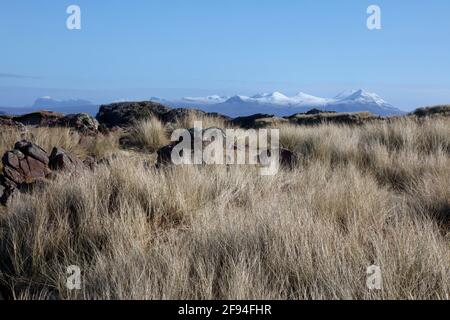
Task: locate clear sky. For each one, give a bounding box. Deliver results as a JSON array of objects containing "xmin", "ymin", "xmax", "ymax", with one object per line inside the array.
[{"xmin": 1, "ymin": 0, "xmax": 450, "ymax": 110}]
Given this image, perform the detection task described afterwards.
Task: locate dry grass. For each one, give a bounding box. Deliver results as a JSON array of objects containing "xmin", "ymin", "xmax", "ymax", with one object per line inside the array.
[
  {"xmin": 0, "ymin": 117, "xmax": 449, "ymax": 300},
  {"xmin": 121, "ymin": 118, "xmax": 169, "ymax": 152},
  {"xmin": 0, "ymin": 127, "xmax": 88, "ymax": 170}
]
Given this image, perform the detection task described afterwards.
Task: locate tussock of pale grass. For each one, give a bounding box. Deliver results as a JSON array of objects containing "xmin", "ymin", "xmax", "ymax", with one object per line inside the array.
[
  {"xmin": 122, "ymin": 118, "xmax": 169, "ymax": 152},
  {"xmin": 83, "ymin": 131, "xmax": 122, "ymax": 159}
]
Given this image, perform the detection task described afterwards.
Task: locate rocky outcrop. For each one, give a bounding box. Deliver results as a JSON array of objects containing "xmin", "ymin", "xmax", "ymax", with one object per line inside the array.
[
  {"xmin": 156, "ymin": 143, "xmax": 178, "ymax": 167},
  {"xmin": 286, "ymin": 111, "xmax": 381, "ymax": 126},
  {"xmin": 156, "ymin": 127, "xmax": 227, "ymax": 167},
  {"xmin": 0, "ymin": 141, "xmax": 88, "ymax": 206},
  {"xmin": 0, "ymin": 174, "xmax": 16, "ymax": 206},
  {"xmin": 2, "ymin": 141, "xmax": 50, "ymax": 185},
  {"xmin": 156, "ymin": 127, "xmax": 297, "ymax": 170},
  {"xmin": 0, "ymin": 116, "xmax": 26, "ymax": 130},
  {"xmin": 96, "ymin": 101, "xmax": 230, "ymax": 128},
  {"xmin": 12, "ymin": 111, "xmax": 65, "ymax": 126},
  {"xmin": 7, "ymin": 111, "xmax": 99, "ymax": 134},
  {"xmin": 96, "ymin": 101, "xmax": 171, "ymax": 128},
  {"xmin": 55, "ymin": 113, "xmax": 99, "ymax": 135},
  {"xmin": 412, "ymin": 105, "xmax": 450, "ymax": 117},
  {"xmin": 0, "ymin": 141, "xmax": 51, "ymax": 205}
]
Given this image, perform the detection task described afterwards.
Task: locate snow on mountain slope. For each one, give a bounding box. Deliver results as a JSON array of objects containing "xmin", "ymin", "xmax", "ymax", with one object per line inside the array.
[
  {"xmin": 190, "ymin": 89, "xmax": 404, "ymax": 117},
  {"xmin": 337, "ymin": 89, "xmax": 387, "ymax": 105},
  {"xmin": 329, "ymin": 89, "xmax": 400, "ymax": 115},
  {"xmin": 181, "ymin": 95, "xmax": 229, "ymax": 104},
  {"xmin": 223, "ymin": 91, "xmax": 328, "ymax": 107},
  {"xmin": 66, "ymin": 89, "xmax": 401, "ymax": 118}
]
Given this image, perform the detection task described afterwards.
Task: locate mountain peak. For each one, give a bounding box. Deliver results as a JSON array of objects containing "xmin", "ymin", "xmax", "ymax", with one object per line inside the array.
[
  {"xmin": 167, "ymin": 89, "xmax": 403, "ymax": 117},
  {"xmin": 343, "ymin": 89, "xmax": 386, "ymax": 105},
  {"xmin": 32, "ymin": 97, "xmax": 94, "ymax": 110}
]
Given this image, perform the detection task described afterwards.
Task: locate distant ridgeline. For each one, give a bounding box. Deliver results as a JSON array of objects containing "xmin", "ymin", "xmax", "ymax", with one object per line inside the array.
[{"xmin": 0, "ymin": 89, "xmax": 406, "ymax": 118}]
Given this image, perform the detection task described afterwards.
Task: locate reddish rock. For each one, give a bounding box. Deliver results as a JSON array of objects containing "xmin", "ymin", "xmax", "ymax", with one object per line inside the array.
[
  {"xmin": 25, "ymin": 156, "xmax": 48, "ymax": 181},
  {"xmin": 14, "ymin": 140, "xmax": 50, "ymax": 165},
  {"xmin": 1, "ymin": 141, "xmax": 52, "ymax": 206},
  {"xmin": 49, "ymin": 148, "xmax": 85, "ymax": 172},
  {"xmin": 3, "ymin": 150, "xmax": 22, "ymax": 170},
  {"xmin": 2, "ymin": 141, "xmax": 51, "ymax": 185}
]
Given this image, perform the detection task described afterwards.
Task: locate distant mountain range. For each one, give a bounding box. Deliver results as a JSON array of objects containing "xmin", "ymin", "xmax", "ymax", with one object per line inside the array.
[
  {"xmin": 0, "ymin": 89, "xmax": 405, "ymax": 117},
  {"xmin": 161, "ymin": 89, "xmax": 404, "ymax": 117}
]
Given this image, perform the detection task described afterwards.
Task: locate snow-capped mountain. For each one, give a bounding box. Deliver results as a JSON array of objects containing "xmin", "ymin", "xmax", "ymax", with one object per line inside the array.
[
  {"xmin": 181, "ymin": 95, "xmax": 229, "ymax": 105},
  {"xmin": 327, "ymin": 89, "xmax": 400, "ymax": 115},
  {"xmin": 174, "ymin": 89, "xmax": 403, "ymax": 117}
]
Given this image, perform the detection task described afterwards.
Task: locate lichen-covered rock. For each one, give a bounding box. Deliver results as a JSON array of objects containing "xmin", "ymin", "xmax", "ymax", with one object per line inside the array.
[{"xmin": 56, "ymin": 113, "xmax": 99, "ymax": 135}]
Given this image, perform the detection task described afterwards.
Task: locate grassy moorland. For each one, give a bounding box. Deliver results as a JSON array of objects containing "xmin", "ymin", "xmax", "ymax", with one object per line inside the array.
[{"xmin": 0, "ymin": 110, "xmax": 449, "ymax": 300}]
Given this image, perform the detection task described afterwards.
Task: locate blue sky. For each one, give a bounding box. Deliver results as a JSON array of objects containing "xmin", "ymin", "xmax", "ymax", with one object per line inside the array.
[{"xmin": 1, "ymin": 0, "xmax": 450, "ymax": 110}]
